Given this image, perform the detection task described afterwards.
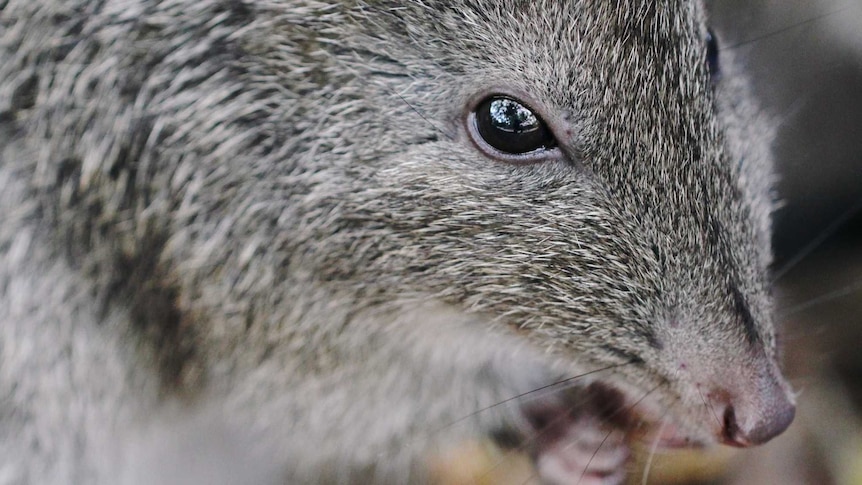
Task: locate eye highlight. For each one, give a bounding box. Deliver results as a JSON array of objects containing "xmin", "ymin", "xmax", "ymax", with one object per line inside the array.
[{"xmin": 468, "ymin": 95, "xmax": 558, "ymax": 162}]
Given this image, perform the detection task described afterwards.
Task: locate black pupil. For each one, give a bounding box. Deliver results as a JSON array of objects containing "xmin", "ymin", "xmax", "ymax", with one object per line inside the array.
[
  {"xmin": 706, "ymin": 28, "xmax": 720, "ymax": 81},
  {"xmin": 475, "ymin": 97, "xmax": 555, "ymax": 155}
]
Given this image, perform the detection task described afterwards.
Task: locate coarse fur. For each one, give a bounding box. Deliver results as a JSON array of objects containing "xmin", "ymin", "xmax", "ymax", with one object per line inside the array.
[{"xmin": 0, "ymin": 1, "xmax": 794, "ymax": 484}]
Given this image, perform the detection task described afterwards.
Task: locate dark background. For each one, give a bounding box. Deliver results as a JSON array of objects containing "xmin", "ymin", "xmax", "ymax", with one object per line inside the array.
[{"xmin": 713, "ymin": 0, "xmax": 862, "ymax": 260}]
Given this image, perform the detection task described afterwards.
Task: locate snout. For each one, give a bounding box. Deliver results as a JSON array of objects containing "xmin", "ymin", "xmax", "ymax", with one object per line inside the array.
[
  {"xmin": 718, "ymin": 391, "xmax": 795, "ymax": 446},
  {"xmin": 706, "ymin": 368, "xmax": 796, "ymax": 447}
]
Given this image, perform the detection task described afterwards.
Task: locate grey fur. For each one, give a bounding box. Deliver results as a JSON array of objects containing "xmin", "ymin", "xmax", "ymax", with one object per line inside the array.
[{"xmin": 0, "ymin": 1, "xmax": 793, "ymax": 484}]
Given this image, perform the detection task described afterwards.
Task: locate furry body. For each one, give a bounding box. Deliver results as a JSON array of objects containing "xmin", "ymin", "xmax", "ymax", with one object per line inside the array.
[{"xmin": 0, "ymin": 1, "xmax": 793, "ymax": 483}]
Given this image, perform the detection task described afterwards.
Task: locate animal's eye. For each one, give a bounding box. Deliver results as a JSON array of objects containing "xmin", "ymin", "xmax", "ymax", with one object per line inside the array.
[
  {"xmin": 469, "ymin": 95, "xmax": 557, "ymax": 161},
  {"xmin": 706, "ymin": 28, "xmax": 720, "ymax": 82}
]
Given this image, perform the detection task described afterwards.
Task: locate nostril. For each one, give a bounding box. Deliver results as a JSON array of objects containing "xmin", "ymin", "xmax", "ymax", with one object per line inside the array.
[
  {"xmin": 718, "ymin": 394, "xmax": 796, "ymax": 447},
  {"xmin": 721, "ymin": 405, "xmax": 746, "ymax": 447},
  {"xmin": 707, "ymin": 363, "xmax": 796, "ymax": 448}
]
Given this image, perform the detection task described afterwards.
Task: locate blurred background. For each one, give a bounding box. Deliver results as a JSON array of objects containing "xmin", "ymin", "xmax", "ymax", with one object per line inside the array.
[{"xmin": 640, "ymin": 1, "xmax": 862, "ymax": 483}]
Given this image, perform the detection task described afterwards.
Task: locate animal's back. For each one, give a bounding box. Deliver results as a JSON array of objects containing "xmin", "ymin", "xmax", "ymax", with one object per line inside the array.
[{"xmin": 0, "ymin": 1, "xmax": 795, "ymax": 483}]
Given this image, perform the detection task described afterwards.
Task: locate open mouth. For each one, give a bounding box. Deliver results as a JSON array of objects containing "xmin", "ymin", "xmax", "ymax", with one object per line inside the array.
[{"xmin": 512, "ymin": 380, "xmax": 703, "ymax": 484}]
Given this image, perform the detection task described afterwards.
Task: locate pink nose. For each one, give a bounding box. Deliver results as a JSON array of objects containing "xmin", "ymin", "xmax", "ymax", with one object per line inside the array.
[
  {"xmin": 711, "ymin": 374, "xmax": 796, "ymax": 447},
  {"xmin": 720, "ymin": 397, "xmax": 795, "ymax": 446}
]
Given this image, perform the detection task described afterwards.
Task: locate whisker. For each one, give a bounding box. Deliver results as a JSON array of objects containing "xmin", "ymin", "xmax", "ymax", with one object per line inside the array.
[
  {"xmin": 697, "ymin": 387, "xmax": 722, "ymax": 431},
  {"xmin": 640, "ymin": 417, "xmax": 668, "ymax": 485},
  {"xmin": 508, "ymin": 383, "xmax": 661, "ymax": 485},
  {"xmin": 453, "ymin": 364, "xmax": 640, "ymax": 482},
  {"xmin": 576, "ymin": 384, "xmax": 661, "ymax": 485},
  {"xmin": 333, "ymin": 46, "xmax": 454, "ymax": 141},
  {"xmin": 391, "ymin": 87, "xmax": 454, "ymax": 140},
  {"xmin": 722, "ymin": 2, "xmax": 858, "ymax": 51},
  {"xmin": 778, "ymin": 277, "xmax": 862, "ymax": 318},
  {"xmin": 432, "ymin": 361, "xmax": 634, "ymax": 435},
  {"xmin": 381, "ymin": 361, "xmax": 636, "ymax": 463},
  {"xmin": 474, "ymin": 387, "xmax": 594, "ymax": 484},
  {"xmin": 577, "ymin": 429, "xmax": 614, "ymax": 485},
  {"xmin": 771, "ymin": 91, "xmax": 811, "ymax": 133},
  {"xmin": 772, "ymin": 193, "xmax": 862, "ymax": 283}
]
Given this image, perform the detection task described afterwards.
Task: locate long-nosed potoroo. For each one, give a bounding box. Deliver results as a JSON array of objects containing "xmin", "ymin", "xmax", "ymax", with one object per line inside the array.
[{"xmin": 0, "ymin": 1, "xmax": 795, "ymax": 484}]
